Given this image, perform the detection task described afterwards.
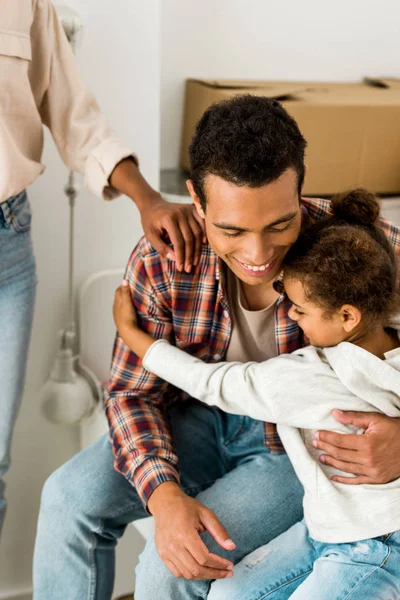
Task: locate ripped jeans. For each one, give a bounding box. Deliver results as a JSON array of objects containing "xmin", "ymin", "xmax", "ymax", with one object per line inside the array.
[{"xmin": 208, "ymin": 520, "xmax": 400, "ymax": 600}]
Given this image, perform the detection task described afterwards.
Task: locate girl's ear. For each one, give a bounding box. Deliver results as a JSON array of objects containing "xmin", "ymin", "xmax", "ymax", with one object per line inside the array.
[{"xmin": 340, "ymin": 304, "xmax": 362, "ymax": 332}]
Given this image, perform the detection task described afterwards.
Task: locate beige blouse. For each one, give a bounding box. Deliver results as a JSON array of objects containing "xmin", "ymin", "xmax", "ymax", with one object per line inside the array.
[{"xmin": 0, "ymin": 0, "xmax": 135, "ymax": 203}]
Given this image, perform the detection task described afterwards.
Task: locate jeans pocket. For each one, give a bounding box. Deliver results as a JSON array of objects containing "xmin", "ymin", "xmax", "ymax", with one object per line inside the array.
[
  {"xmin": 223, "ymin": 414, "xmax": 262, "ymax": 447},
  {"xmin": 8, "ymin": 191, "xmax": 32, "ymax": 233}
]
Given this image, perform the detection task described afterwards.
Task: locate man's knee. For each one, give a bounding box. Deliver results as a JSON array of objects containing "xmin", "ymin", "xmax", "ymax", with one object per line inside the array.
[
  {"xmin": 134, "ymin": 536, "xmax": 175, "ymax": 599},
  {"xmin": 39, "ymin": 462, "xmax": 81, "ymax": 523},
  {"xmin": 208, "ymin": 578, "xmax": 238, "ymax": 600},
  {"xmin": 134, "ymin": 535, "xmax": 207, "ymax": 600}
]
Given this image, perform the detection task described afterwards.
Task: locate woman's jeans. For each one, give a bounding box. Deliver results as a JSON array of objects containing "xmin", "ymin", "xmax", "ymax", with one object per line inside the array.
[
  {"xmin": 0, "ymin": 190, "xmax": 36, "ymax": 534},
  {"xmin": 208, "ymin": 520, "xmax": 400, "ymax": 600}
]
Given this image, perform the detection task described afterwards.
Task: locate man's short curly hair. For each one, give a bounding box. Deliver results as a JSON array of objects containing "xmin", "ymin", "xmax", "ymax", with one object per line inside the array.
[{"xmin": 189, "ymin": 95, "xmax": 307, "ymax": 210}]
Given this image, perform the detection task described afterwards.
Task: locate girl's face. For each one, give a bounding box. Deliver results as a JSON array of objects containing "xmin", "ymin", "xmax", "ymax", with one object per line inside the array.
[{"xmin": 284, "ymin": 278, "xmax": 349, "ymax": 348}]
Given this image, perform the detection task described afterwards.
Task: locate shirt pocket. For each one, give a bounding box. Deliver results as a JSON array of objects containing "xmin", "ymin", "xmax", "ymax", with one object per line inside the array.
[{"xmin": 0, "ymin": 30, "xmax": 33, "ymax": 115}]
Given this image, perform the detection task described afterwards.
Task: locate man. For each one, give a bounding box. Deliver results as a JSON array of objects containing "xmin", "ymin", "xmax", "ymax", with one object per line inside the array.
[{"xmin": 34, "ymin": 96, "xmax": 400, "ymax": 599}]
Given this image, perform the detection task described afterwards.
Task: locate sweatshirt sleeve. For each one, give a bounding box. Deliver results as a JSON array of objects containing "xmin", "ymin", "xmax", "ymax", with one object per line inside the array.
[{"xmin": 142, "ymin": 340, "xmax": 371, "ymax": 430}]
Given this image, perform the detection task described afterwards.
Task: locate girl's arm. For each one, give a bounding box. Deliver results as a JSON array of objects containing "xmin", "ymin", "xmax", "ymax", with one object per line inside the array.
[
  {"xmin": 113, "ymin": 281, "xmax": 277, "ymax": 422},
  {"xmin": 113, "ymin": 280, "xmax": 157, "ymax": 358},
  {"xmin": 113, "ymin": 282, "xmax": 363, "ymax": 429}
]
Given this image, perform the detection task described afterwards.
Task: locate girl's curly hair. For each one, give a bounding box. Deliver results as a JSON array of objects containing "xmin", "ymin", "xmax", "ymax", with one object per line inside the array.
[{"xmin": 283, "ymin": 188, "xmax": 398, "ymax": 322}]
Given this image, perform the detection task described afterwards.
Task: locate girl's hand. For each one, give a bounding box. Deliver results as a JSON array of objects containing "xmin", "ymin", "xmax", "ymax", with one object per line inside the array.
[
  {"xmin": 113, "ymin": 280, "xmax": 156, "ymax": 359},
  {"xmin": 113, "ymin": 280, "xmax": 137, "ymax": 335}
]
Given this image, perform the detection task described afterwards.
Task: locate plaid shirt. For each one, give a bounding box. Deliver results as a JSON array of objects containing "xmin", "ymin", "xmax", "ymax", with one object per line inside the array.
[{"xmin": 106, "ymin": 197, "xmax": 400, "ymax": 508}]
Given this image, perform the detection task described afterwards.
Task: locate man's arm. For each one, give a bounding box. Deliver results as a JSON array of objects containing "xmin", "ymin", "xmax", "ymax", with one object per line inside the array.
[
  {"xmin": 107, "ymin": 244, "xmax": 235, "ymax": 580},
  {"xmin": 106, "ymin": 243, "xmax": 178, "ymax": 503}
]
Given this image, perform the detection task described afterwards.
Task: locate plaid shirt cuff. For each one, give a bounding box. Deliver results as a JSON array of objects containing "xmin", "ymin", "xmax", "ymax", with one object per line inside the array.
[
  {"xmin": 134, "ymin": 458, "xmax": 181, "ymax": 512},
  {"xmin": 264, "ymin": 423, "xmax": 286, "ymax": 454}
]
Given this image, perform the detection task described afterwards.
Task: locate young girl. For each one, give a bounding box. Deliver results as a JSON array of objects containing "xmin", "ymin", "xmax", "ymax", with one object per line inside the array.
[{"xmin": 113, "ymin": 189, "xmax": 400, "ymax": 599}]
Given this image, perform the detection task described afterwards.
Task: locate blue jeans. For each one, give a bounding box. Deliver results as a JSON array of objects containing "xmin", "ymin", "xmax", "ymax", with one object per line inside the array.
[
  {"xmin": 208, "ymin": 520, "xmax": 400, "ymax": 600},
  {"xmin": 33, "ymin": 400, "xmax": 304, "ymax": 599},
  {"xmin": 0, "ymin": 190, "xmax": 37, "ymax": 534}
]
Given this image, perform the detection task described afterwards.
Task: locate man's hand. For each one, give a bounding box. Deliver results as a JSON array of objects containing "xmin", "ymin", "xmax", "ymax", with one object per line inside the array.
[
  {"xmin": 148, "ymin": 482, "xmax": 235, "ymax": 580},
  {"xmin": 313, "ymin": 410, "xmax": 400, "ymax": 484},
  {"xmin": 140, "ymin": 197, "xmax": 205, "ymax": 272}
]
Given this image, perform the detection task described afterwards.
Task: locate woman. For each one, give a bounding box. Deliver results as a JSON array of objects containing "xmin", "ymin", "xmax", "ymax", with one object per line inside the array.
[{"xmin": 0, "ymin": 0, "xmax": 203, "ymax": 534}]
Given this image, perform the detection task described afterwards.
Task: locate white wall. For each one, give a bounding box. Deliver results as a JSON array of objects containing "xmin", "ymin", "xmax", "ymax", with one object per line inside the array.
[
  {"xmin": 2, "ymin": 2, "xmax": 400, "ymax": 597},
  {"xmin": 0, "ymin": 1, "xmax": 160, "ymax": 597},
  {"xmin": 161, "ymin": 0, "xmax": 400, "ymax": 169}
]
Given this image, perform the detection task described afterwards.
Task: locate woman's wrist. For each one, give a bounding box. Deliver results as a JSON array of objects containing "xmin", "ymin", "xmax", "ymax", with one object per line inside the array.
[
  {"xmin": 133, "ymin": 188, "xmax": 164, "ymax": 214},
  {"xmin": 109, "ymin": 157, "xmax": 160, "ymax": 212}
]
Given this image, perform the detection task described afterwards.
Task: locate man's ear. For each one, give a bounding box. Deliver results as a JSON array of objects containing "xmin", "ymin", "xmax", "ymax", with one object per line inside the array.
[
  {"xmin": 186, "ymin": 180, "xmax": 206, "ymax": 219},
  {"xmin": 340, "ymin": 304, "xmax": 362, "ymax": 332},
  {"xmin": 300, "ymin": 164, "xmax": 308, "ymax": 199}
]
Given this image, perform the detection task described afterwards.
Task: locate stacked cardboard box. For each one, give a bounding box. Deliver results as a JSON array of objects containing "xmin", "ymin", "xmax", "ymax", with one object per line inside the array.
[{"xmin": 180, "ymin": 78, "xmax": 400, "ymax": 196}]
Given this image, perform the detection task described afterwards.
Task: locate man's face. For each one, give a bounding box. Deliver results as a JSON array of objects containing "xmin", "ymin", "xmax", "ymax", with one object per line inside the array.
[{"xmin": 188, "ymin": 168, "xmax": 302, "ymax": 287}]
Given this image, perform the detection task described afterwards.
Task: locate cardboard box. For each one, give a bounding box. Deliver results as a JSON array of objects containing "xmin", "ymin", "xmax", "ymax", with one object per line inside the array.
[{"xmin": 180, "ymin": 78, "xmax": 400, "ymax": 196}]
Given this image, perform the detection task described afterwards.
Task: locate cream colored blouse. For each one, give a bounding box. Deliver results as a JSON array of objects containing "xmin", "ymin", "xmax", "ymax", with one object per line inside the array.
[{"xmin": 0, "ymin": 0, "xmax": 135, "ymax": 203}]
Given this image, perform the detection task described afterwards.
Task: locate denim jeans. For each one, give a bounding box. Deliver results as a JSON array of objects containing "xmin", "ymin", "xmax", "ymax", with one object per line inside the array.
[
  {"xmin": 0, "ymin": 190, "xmax": 37, "ymax": 534},
  {"xmin": 208, "ymin": 520, "xmax": 400, "ymax": 600},
  {"xmin": 33, "ymin": 399, "xmax": 304, "ymax": 599}
]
